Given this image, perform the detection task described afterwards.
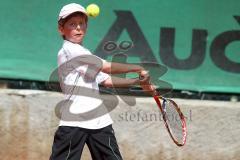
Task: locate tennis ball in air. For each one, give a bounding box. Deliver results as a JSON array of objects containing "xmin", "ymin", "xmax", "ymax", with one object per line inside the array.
[{"xmin": 86, "ymin": 4, "xmax": 100, "ymax": 18}]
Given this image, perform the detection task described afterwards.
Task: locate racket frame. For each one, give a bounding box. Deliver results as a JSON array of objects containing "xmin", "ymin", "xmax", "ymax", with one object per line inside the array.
[{"xmin": 154, "ymin": 95, "xmax": 187, "ymax": 146}]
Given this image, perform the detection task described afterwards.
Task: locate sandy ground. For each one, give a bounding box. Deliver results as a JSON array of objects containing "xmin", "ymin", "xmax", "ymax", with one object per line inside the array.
[{"xmin": 0, "ymin": 89, "xmax": 239, "ymax": 160}]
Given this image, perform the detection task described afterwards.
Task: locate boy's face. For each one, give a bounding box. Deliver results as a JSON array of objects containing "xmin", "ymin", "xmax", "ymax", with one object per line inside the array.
[{"xmin": 58, "ymin": 13, "xmax": 88, "ymax": 44}]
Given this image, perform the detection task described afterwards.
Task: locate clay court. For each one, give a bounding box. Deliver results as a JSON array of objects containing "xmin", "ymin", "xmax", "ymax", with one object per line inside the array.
[{"xmin": 0, "ymin": 89, "xmax": 239, "ymax": 159}]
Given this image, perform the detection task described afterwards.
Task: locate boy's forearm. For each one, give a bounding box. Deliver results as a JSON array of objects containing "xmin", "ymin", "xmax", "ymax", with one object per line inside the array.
[
  {"xmin": 102, "ymin": 76, "xmax": 139, "ymax": 88},
  {"xmin": 102, "ymin": 62, "xmax": 144, "ymax": 74},
  {"xmin": 102, "ymin": 76, "xmax": 157, "ymax": 96}
]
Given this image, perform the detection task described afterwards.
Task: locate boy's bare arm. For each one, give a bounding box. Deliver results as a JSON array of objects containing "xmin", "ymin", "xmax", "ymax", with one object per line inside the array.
[
  {"xmin": 101, "ymin": 61, "xmax": 144, "ymax": 74},
  {"xmin": 101, "ymin": 75, "xmax": 156, "ymax": 96},
  {"xmin": 101, "ymin": 76, "xmax": 140, "ymax": 88},
  {"xmin": 101, "ymin": 61, "xmax": 153, "ymax": 89}
]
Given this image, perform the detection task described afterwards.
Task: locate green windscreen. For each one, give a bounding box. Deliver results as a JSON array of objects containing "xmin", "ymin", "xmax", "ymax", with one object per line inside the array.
[{"xmin": 0, "ymin": 0, "xmax": 239, "ymax": 93}]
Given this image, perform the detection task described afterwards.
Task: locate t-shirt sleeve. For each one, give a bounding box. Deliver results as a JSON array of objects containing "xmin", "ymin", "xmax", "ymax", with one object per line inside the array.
[
  {"xmin": 95, "ymin": 71, "xmax": 110, "ymax": 84},
  {"xmin": 63, "ymin": 42, "xmax": 106, "ymax": 73},
  {"xmin": 62, "ymin": 42, "xmax": 110, "ymax": 84}
]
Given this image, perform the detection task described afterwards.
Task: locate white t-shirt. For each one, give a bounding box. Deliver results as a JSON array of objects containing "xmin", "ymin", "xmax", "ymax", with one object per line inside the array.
[{"xmin": 57, "ymin": 40, "xmax": 113, "ymax": 129}]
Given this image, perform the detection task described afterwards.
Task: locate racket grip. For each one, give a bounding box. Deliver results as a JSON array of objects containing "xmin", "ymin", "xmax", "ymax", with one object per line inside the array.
[
  {"xmin": 153, "ymin": 90, "xmax": 159, "ymax": 96},
  {"xmin": 139, "ymin": 75, "xmax": 144, "ymax": 80},
  {"xmin": 139, "ymin": 77, "xmax": 159, "ymax": 96}
]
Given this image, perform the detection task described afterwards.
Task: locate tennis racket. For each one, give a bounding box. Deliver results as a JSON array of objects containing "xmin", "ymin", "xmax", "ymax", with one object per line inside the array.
[
  {"xmin": 132, "ymin": 74, "xmax": 187, "ymax": 146},
  {"xmin": 153, "ymin": 94, "xmax": 187, "ymax": 146}
]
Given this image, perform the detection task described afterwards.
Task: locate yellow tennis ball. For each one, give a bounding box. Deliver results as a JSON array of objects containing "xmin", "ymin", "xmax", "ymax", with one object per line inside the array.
[{"xmin": 86, "ymin": 4, "xmax": 100, "ymax": 18}]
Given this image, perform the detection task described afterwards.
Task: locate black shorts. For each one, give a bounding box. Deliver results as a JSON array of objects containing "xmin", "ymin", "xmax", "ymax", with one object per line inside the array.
[{"xmin": 49, "ymin": 125, "xmax": 123, "ymax": 160}]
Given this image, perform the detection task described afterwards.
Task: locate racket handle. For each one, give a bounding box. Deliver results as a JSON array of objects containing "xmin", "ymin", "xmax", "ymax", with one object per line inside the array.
[
  {"xmin": 153, "ymin": 89, "xmax": 159, "ymax": 96},
  {"xmin": 139, "ymin": 75, "xmax": 144, "ymax": 80},
  {"xmin": 138, "ymin": 71, "xmax": 159, "ymax": 96}
]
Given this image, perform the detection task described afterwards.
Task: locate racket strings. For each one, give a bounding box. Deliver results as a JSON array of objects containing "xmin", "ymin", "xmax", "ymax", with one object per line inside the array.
[{"xmin": 164, "ymin": 100, "xmax": 184, "ymax": 143}]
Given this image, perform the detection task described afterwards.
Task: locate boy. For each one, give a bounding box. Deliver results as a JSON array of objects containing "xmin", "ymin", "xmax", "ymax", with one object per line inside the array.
[{"xmin": 50, "ymin": 3, "xmax": 152, "ymax": 160}]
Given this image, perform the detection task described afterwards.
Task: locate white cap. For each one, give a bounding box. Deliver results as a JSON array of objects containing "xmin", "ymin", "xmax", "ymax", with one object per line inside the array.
[{"xmin": 58, "ymin": 3, "xmax": 87, "ymax": 21}]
